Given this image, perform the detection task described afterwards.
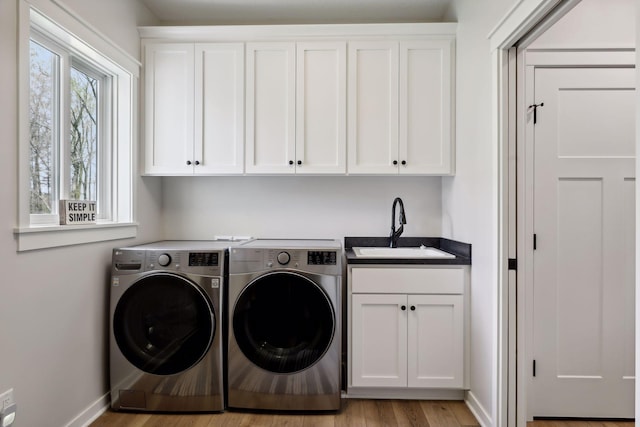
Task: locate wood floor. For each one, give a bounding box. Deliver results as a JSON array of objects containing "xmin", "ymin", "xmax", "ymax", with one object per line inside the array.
[
  {"xmin": 91, "ymin": 399, "xmax": 638, "ymax": 427},
  {"xmin": 90, "ymin": 399, "xmax": 480, "ymax": 427}
]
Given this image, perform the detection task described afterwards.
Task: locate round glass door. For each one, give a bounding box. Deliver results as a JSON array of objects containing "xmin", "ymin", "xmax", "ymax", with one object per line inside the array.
[
  {"xmin": 113, "ymin": 273, "xmax": 214, "ymax": 375},
  {"xmin": 233, "ymin": 272, "xmax": 335, "ymax": 374}
]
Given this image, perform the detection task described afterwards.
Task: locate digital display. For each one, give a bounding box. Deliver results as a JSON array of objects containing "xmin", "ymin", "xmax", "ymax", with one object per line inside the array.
[
  {"xmin": 189, "ymin": 252, "xmax": 219, "ymax": 267},
  {"xmin": 308, "ymin": 251, "xmax": 337, "ymax": 265}
]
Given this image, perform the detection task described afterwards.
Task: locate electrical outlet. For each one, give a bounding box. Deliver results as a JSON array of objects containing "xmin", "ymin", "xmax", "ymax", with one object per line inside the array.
[{"xmin": 0, "ymin": 390, "xmax": 13, "ymax": 410}]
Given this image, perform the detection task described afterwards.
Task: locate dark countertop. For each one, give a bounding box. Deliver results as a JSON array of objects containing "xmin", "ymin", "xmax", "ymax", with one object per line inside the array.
[{"xmin": 344, "ymin": 236, "xmax": 472, "ymax": 265}]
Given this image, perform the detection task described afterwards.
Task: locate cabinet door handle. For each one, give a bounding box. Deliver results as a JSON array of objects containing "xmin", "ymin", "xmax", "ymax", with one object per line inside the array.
[
  {"xmin": 186, "ymin": 160, "xmax": 192, "ymax": 165},
  {"xmin": 393, "ymin": 160, "xmax": 398, "ymax": 165},
  {"xmin": 297, "ymin": 160, "xmax": 302, "ymax": 165},
  {"xmin": 194, "ymin": 160, "xmax": 200, "ymax": 165},
  {"xmin": 401, "ymin": 305, "xmax": 406, "ymax": 311},
  {"xmin": 410, "ymin": 306, "xmax": 416, "ymax": 311},
  {"xmin": 401, "ymin": 160, "xmax": 407, "ymax": 166},
  {"xmin": 289, "ymin": 160, "xmax": 294, "ymax": 165}
]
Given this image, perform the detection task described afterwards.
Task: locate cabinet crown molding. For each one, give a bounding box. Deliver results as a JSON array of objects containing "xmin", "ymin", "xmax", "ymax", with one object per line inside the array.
[{"xmin": 139, "ymin": 22, "xmax": 456, "ymax": 41}]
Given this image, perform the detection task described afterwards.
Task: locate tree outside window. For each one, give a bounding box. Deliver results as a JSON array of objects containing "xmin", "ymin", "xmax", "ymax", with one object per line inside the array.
[
  {"xmin": 29, "ymin": 40, "xmax": 56, "ymax": 215},
  {"xmin": 69, "ymin": 67, "xmax": 98, "ymax": 202},
  {"xmin": 29, "ymin": 39, "xmax": 102, "ymax": 218}
]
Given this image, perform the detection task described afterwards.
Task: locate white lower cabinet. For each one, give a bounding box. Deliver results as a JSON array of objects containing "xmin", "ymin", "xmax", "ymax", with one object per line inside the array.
[
  {"xmin": 406, "ymin": 294, "xmax": 463, "ymax": 388},
  {"xmin": 352, "ymin": 293, "xmax": 408, "ymax": 387},
  {"xmin": 348, "ymin": 266, "xmax": 467, "ymax": 397}
]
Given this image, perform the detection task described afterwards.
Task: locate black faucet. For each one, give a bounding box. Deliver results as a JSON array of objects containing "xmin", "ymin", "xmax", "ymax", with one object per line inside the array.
[{"xmin": 389, "ymin": 197, "xmax": 407, "ymax": 248}]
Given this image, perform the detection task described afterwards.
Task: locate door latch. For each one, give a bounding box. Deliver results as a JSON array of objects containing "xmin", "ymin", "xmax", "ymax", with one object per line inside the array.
[{"xmin": 529, "ymin": 102, "xmax": 544, "ymax": 124}]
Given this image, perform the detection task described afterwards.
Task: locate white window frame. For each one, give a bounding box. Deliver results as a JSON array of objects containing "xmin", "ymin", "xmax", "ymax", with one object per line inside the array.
[
  {"xmin": 66, "ymin": 58, "xmax": 111, "ymax": 221},
  {"xmin": 28, "ymin": 33, "xmax": 113, "ymax": 224},
  {"xmin": 15, "ymin": 3, "xmax": 138, "ymax": 251}
]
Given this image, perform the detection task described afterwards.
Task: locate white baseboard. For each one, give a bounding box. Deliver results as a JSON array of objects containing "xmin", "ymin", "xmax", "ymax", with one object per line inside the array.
[
  {"xmin": 465, "ymin": 390, "xmax": 492, "ymax": 427},
  {"xmin": 63, "ymin": 392, "xmax": 110, "ymax": 427},
  {"xmin": 345, "ymin": 387, "xmax": 465, "ymax": 400}
]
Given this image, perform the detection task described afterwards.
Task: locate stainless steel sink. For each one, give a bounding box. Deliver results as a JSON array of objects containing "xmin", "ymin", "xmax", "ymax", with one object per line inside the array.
[{"xmin": 352, "ymin": 246, "xmax": 455, "ymax": 259}]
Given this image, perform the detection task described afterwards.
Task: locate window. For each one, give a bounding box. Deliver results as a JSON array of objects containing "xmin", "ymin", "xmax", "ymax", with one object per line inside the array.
[
  {"xmin": 17, "ymin": 5, "xmax": 137, "ymax": 251},
  {"xmin": 29, "ymin": 39, "xmax": 58, "ymax": 218},
  {"xmin": 29, "ymin": 35, "xmax": 110, "ymax": 224}
]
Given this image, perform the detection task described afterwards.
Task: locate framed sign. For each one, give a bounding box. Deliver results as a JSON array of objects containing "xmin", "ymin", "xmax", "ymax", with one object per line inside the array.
[{"xmin": 59, "ymin": 200, "xmax": 97, "ymax": 225}]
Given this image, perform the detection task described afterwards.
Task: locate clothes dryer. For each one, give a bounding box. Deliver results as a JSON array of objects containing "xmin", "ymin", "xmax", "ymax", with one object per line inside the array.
[
  {"xmin": 228, "ymin": 239, "xmax": 342, "ymax": 411},
  {"xmin": 110, "ymin": 240, "xmax": 238, "ymax": 412}
]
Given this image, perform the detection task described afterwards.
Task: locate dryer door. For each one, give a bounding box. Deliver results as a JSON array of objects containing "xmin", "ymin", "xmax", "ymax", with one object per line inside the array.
[
  {"xmin": 233, "ymin": 271, "xmax": 335, "ymax": 373},
  {"xmin": 113, "ymin": 272, "xmax": 214, "ymax": 375}
]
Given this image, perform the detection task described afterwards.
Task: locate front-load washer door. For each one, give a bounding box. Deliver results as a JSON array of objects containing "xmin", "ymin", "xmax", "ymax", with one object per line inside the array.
[
  {"xmin": 232, "ymin": 271, "xmax": 335, "ymax": 374},
  {"xmin": 113, "ymin": 272, "xmax": 214, "ymax": 375}
]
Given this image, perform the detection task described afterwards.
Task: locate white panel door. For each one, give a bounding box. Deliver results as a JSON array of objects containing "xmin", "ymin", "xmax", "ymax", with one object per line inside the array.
[
  {"xmin": 347, "ymin": 41, "xmax": 399, "ymax": 174},
  {"xmin": 532, "ymin": 67, "xmax": 635, "ymax": 418},
  {"xmin": 407, "ymin": 294, "xmax": 463, "ymax": 388},
  {"xmin": 245, "ymin": 43, "xmax": 296, "ymax": 174},
  {"xmin": 195, "ymin": 43, "xmax": 244, "ymax": 174},
  {"xmin": 351, "ymin": 293, "xmax": 407, "ymax": 387},
  {"xmin": 399, "ymin": 40, "xmax": 454, "ymax": 175},
  {"xmin": 144, "ymin": 43, "xmax": 194, "ymax": 174},
  {"xmin": 295, "ymin": 42, "xmax": 346, "ymax": 174}
]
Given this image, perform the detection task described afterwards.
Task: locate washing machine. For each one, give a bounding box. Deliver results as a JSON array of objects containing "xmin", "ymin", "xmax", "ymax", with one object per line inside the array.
[
  {"xmin": 227, "ymin": 239, "xmax": 342, "ymax": 411},
  {"xmin": 110, "ymin": 240, "xmax": 240, "ymax": 412}
]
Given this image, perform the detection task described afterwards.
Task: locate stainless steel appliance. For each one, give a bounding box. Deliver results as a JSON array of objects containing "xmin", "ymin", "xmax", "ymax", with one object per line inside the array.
[
  {"xmin": 110, "ymin": 240, "xmax": 239, "ymax": 412},
  {"xmin": 227, "ymin": 239, "xmax": 342, "ymax": 411}
]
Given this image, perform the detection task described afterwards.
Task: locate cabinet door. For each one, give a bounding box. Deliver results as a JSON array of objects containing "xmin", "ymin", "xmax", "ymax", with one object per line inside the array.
[
  {"xmin": 144, "ymin": 43, "xmax": 194, "ymax": 174},
  {"xmin": 399, "ymin": 40, "xmax": 454, "ymax": 175},
  {"xmin": 347, "ymin": 42, "xmax": 399, "ymax": 174},
  {"xmin": 195, "ymin": 43, "xmax": 245, "ymax": 174},
  {"xmin": 407, "ymin": 294, "xmax": 463, "ymax": 388},
  {"xmin": 295, "ymin": 42, "xmax": 346, "ymax": 174},
  {"xmin": 351, "ymin": 293, "xmax": 407, "ymax": 387},
  {"xmin": 245, "ymin": 43, "xmax": 296, "ymax": 174}
]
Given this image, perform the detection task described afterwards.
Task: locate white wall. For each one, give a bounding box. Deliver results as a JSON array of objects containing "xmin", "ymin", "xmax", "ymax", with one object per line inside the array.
[
  {"xmin": 161, "ymin": 176, "xmax": 443, "ymax": 240},
  {"xmin": 530, "ymin": 0, "xmax": 635, "ymax": 49},
  {"xmin": 0, "ymin": 1, "xmax": 161, "ymax": 427},
  {"xmin": 442, "ymin": 0, "xmax": 521, "ymax": 424}
]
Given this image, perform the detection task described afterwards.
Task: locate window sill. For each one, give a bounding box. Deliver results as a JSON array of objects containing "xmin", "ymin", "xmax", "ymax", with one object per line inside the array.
[{"xmin": 14, "ymin": 222, "xmax": 138, "ymax": 252}]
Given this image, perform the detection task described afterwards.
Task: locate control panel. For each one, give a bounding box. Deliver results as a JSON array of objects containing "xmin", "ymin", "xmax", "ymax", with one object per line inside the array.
[
  {"xmin": 113, "ymin": 249, "xmax": 224, "ymax": 276},
  {"xmin": 265, "ymin": 250, "xmax": 337, "ymax": 267},
  {"xmin": 189, "ymin": 252, "xmax": 219, "ymax": 267},
  {"xmin": 308, "ymin": 251, "xmax": 337, "ymax": 265},
  {"xmin": 229, "ymin": 247, "xmax": 341, "ymax": 275}
]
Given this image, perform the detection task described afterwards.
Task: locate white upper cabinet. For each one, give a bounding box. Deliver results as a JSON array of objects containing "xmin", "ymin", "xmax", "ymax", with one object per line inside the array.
[
  {"xmin": 245, "ymin": 41, "xmax": 346, "ymax": 174},
  {"xmin": 140, "ymin": 24, "xmax": 455, "ymax": 176},
  {"xmin": 195, "ymin": 44, "xmax": 245, "ymax": 174},
  {"xmin": 295, "ymin": 42, "xmax": 347, "ymax": 174},
  {"xmin": 144, "ymin": 43, "xmax": 195, "ymax": 175},
  {"xmin": 348, "ymin": 39, "xmax": 454, "ymax": 175},
  {"xmin": 245, "ymin": 43, "xmax": 296, "ymax": 174},
  {"xmin": 347, "ymin": 42, "xmax": 400, "ymax": 175},
  {"xmin": 400, "ymin": 40, "xmax": 454, "ymax": 175},
  {"xmin": 144, "ymin": 42, "xmax": 244, "ymax": 175}
]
